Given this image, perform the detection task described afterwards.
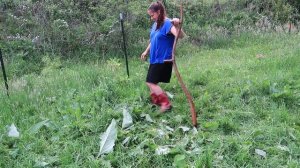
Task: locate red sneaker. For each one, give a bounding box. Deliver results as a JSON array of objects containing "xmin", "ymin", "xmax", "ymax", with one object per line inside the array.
[
  {"xmin": 157, "ymin": 93, "xmax": 172, "ymax": 112},
  {"xmin": 150, "ymin": 93, "xmax": 159, "ymax": 105}
]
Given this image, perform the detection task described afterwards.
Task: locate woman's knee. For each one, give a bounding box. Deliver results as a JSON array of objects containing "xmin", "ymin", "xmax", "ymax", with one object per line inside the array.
[{"xmin": 146, "ymin": 82, "xmax": 155, "ymax": 87}]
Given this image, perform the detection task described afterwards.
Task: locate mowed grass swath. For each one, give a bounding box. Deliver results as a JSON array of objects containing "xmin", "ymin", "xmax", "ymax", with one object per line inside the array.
[{"xmin": 1, "ymin": 33, "xmax": 300, "ymax": 167}]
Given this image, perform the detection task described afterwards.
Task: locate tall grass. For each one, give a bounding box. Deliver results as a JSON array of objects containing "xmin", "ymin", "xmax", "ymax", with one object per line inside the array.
[{"xmin": 0, "ymin": 33, "xmax": 299, "ymax": 167}]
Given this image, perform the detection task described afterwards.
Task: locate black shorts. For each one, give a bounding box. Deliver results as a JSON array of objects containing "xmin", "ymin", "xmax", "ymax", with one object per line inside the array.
[{"xmin": 146, "ymin": 62, "xmax": 173, "ymax": 84}]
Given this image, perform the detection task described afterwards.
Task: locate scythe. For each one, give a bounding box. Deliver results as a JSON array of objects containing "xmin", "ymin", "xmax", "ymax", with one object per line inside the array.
[{"xmin": 171, "ymin": 1, "xmax": 197, "ymax": 127}]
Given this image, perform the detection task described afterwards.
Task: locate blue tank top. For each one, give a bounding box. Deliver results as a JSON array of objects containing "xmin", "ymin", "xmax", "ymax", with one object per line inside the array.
[{"xmin": 149, "ymin": 19, "xmax": 175, "ymax": 64}]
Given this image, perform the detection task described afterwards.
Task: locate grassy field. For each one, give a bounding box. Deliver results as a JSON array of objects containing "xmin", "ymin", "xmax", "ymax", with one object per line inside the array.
[{"xmin": 0, "ymin": 33, "xmax": 300, "ymax": 167}]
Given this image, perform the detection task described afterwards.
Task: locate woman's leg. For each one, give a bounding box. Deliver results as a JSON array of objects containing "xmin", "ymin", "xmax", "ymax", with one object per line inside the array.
[
  {"xmin": 146, "ymin": 82, "xmax": 163, "ymax": 95},
  {"xmin": 146, "ymin": 82, "xmax": 171, "ymax": 112},
  {"xmin": 146, "ymin": 82, "xmax": 162, "ymax": 105}
]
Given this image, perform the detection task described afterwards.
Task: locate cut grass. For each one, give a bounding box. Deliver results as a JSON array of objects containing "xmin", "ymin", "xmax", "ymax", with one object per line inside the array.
[{"xmin": 0, "ymin": 33, "xmax": 300, "ymax": 167}]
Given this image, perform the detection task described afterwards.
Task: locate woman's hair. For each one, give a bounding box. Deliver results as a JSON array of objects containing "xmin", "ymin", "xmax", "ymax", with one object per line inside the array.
[{"xmin": 148, "ymin": 1, "xmax": 166, "ymax": 30}]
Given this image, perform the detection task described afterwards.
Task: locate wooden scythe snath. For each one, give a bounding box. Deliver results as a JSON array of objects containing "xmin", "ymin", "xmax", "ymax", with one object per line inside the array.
[{"xmin": 171, "ymin": 1, "xmax": 197, "ymax": 127}]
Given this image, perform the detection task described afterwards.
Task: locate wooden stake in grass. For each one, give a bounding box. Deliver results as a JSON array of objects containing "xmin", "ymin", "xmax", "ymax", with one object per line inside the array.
[
  {"xmin": 171, "ymin": 1, "xmax": 197, "ymax": 127},
  {"xmin": 0, "ymin": 48, "xmax": 9, "ymax": 97}
]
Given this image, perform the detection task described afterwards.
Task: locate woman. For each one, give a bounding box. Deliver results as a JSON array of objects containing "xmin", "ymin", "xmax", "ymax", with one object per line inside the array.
[{"xmin": 141, "ymin": 1, "xmax": 184, "ymax": 112}]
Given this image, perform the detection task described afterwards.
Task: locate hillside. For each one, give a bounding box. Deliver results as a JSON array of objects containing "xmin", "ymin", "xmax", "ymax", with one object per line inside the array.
[{"xmin": 1, "ymin": 33, "xmax": 299, "ymax": 167}]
